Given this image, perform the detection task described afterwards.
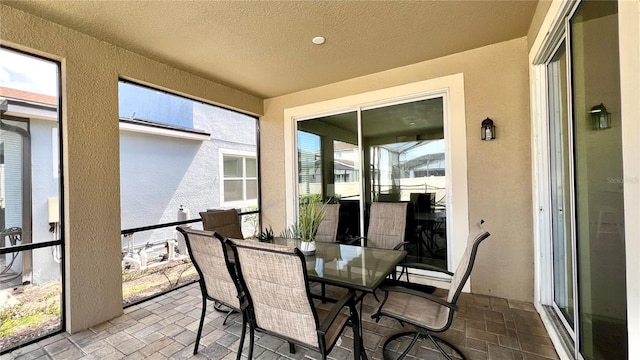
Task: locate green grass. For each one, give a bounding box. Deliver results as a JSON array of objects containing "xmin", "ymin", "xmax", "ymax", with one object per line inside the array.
[
  {"xmin": 121, "ymin": 260, "xmax": 197, "ymax": 303},
  {"xmin": 0, "ymin": 297, "xmax": 60, "ymax": 337},
  {"xmin": 122, "ymin": 283, "xmax": 153, "ymax": 298}
]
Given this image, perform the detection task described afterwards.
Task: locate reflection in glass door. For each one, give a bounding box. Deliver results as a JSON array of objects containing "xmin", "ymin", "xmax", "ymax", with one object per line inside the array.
[
  {"xmin": 298, "ymin": 111, "xmax": 361, "ymax": 240},
  {"xmin": 297, "ymin": 130, "xmax": 323, "ymax": 199},
  {"xmin": 296, "ymin": 97, "xmax": 448, "ymax": 268},
  {"xmin": 0, "ymin": 118, "xmax": 30, "ymax": 286},
  {"xmin": 547, "ymin": 42, "xmax": 575, "ymax": 332},
  {"xmin": 543, "ymin": 2, "xmax": 627, "ymax": 359},
  {"xmin": 570, "ymin": 2, "xmax": 627, "ymax": 358},
  {"xmin": 362, "ymin": 98, "xmax": 447, "ymax": 269}
]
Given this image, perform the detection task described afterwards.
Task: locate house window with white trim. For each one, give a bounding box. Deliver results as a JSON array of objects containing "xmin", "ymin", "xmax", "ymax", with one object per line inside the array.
[{"xmin": 222, "ymin": 152, "xmax": 258, "ymax": 205}]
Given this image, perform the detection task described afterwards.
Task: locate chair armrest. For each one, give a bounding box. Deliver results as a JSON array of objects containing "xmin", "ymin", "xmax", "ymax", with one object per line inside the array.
[
  {"xmin": 401, "ymin": 262, "xmax": 454, "ymax": 276},
  {"xmin": 381, "ymin": 278, "xmax": 436, "ymax": 294},
  {"xmin": 393, "ymin": 241, "xmax": 410, "ymax": 251},
  {"xmin": 343, "ymin": 236, "xmax": 364, "ymax": 246},
  {"xmin": 317, "ymin": 291, "xmax": 356, "ymax": 335},
  {"xmin": 380, "ymin": 285, "xmax": 457, "ymax": 311},
  {"xmin": 240, "ymin": 298, "xmax": 250, "ymax": 312}
]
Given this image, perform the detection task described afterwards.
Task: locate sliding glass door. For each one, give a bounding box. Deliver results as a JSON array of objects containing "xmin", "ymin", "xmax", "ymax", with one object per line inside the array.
[
  {"xmin": 362, "ymin": 98, "xmax": 447, "ymax": 268},
  {"xmin": 571, "ymin": 2, "xmax": 627, "ymax": 358},
  {"xmin": 548, "ymin": 42, "xmax": 575, "ymax": 333},
  {"xmin": 544, "ymin": 2, "xmax": 627, "ymax": 358},
  {"xmin": 296, "ymin": 96, "xmax": 449, "ymax": 268}
]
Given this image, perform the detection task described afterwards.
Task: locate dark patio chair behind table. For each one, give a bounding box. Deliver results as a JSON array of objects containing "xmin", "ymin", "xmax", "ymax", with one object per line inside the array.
[
  {"xmin": 198, "ymin": 208, "xmax": 245, "ymax": 320},
  {"xmin": 199, "ymin": 208, "xmax": 244, "ymax": 239}
]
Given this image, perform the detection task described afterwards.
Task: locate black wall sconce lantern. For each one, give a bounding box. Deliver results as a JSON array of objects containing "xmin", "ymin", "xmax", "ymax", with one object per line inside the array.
[
  {"xmin": 590, "ymin": 103, "xmax": 611, "ymax": 130},
  {"xmin": 481, "ymin": 118, "xmax": 495, "ymax": 141}
]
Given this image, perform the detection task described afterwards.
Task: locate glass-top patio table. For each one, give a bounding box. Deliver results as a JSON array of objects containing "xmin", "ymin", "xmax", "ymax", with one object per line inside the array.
[{"xmin": 266, "ymin": 238, "xmax": 407, "ymax": 293}]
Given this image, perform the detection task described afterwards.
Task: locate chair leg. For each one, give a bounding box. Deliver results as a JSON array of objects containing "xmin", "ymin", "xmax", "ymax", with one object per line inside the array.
[
  {"xmin": 427, "ymin": 333, "xmax": 465, "ymax": 360},
  {"xmin": 359, "ymin": 298, "xmax": 365, "ymax": 339},
  {"xmin": 399, "ymin": 265, "xmax": 410, "ymax": 282},
  {"xmin": 194, "ymin": 297, "xmax": 207, "ymax": 355},
  {"xmin": 351, "ymin": 305, "xmax": 363, "ymax": 360},
  {"xmin": 223, "ymin": 309, "xmax": 234, "ymax": 325},
  {"xmin": 236, "ymin": 312, "xmax": 248, "ymax": 360},
  {"xmin": 321, "ymin": 283, "xmax": 326, "ymax": 303},
  {"xmin": 247, "ymin": 326, "xmax": 255, "ymax": 360},
  {"xmin": 289, "ymin": 342, "xmax": 296, "ymax": 354},
  {"xmin": 382, "ymin": 331, "xmax": 420, "ymax": 360},
  {"xmin": 214, "ymin": 300, "xmax": 231, "ymax": 312},
  {"xmin": 396, "ymin": 332, "xmax": 420, "ymax": 360}
]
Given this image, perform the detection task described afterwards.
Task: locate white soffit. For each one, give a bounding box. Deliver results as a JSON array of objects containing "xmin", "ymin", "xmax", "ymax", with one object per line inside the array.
[{"xmin": 119, "ymin": 121, "xmax": 210, "ymax": 141}]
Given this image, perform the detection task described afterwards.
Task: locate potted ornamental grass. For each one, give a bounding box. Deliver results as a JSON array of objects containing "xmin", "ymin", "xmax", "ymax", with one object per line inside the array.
[{"xmin": 280, "ymin": 199, "xmax": 326, "ymax": 255}]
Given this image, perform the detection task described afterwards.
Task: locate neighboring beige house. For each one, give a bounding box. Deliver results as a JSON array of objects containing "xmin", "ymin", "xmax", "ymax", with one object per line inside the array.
[{"xmin": 0, "ymin": 1, "xmax": 637, "ymax": 359}]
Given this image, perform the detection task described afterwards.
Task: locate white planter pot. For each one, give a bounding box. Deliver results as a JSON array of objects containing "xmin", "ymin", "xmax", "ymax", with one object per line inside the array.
[{"xmin": 299, "ymin": 240, "xmax": 316, "ymax": 256}]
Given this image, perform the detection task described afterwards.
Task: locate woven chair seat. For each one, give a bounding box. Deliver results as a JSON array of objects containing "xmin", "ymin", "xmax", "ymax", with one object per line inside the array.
[
  {"xmin": 379, "ymin": 291, "xmax": 450, "ymax": 331},
  {"xmin": 372, "ymin": 220, "xmax": 491, "ymax": 360},
  {"xmin": 315, "ymin": 305, "xmax": 351, "ymax": 349}
]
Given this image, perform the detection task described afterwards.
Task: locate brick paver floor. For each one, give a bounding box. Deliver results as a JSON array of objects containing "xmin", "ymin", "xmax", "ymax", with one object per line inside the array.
[{"xmin": 1, "ymin": 283, "xmax": 559, "ymax": 360}]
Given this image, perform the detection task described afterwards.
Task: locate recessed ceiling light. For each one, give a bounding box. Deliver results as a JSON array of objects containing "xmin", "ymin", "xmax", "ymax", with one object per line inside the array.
[{"xmin": 312, "ymin": 36, "xmax": 326, "ymax": 45}]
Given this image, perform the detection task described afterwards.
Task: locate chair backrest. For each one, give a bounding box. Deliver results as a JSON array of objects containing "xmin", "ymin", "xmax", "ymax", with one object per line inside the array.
[
  {"xmin": 229, "ymin": 239, "xmax": 320, "ymax": 348},
  {"xmin": 315, "ymin": 203, "xmax": 340, "ymax": 243},
  {"xmin": 177, "ymin": 227, "xmax": 241, "ymax": 311},
  {"xmin": 200, "ymin": 209, "xmax": 244, "ymax": 239},
  {"xmin": 366, "ymin": 202, "xmax": 408, "ymax": 249},
  {"xmin": 338, "ymin": 200, "xmax": 360, "ymax": 239},
  {"xmin": 410, "ymin": 192, "xmax": 434, "ymax": 214},
  {"xmin": 446, "ymin": 220, "xmax": 491, "ymax": 304}
]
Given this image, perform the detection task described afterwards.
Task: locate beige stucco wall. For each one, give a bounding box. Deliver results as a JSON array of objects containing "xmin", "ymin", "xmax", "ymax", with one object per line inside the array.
[
  {"xmin": 527, "ymin": 0, "xmax": 553, "ymax": 51},
  {"xmin": 0, "ymin": 4, "xmax": 262, "ymax": 332},
  {"xmin": 262, "ymin": 37, "xmax": 534, "ymax": 302}
]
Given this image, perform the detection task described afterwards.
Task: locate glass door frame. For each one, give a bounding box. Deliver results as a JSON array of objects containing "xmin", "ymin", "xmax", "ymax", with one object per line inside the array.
[
  {"xmin": 283, "ymin": 75, "xmax": 470, "ymax": 283},
  {"xmin": 533, "ymin": 1, "xmax": 639, "ymax": 359},
  {"xmin": 545, "ymin": 34, "xmax": 579, "ymax": 343},
  {"xmin": 532, "ymin": 1, "xmax": 630, "ymax": 359},
  {"xmin": 532, "ymin": 2, "xmax": 582, "ymax": 357}
]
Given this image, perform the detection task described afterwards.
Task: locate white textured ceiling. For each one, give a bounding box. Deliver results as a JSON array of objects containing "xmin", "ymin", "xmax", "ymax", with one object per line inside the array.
[{"xmin": 4, "ymin": 1, "xmax": 538, "ymax": 98}]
